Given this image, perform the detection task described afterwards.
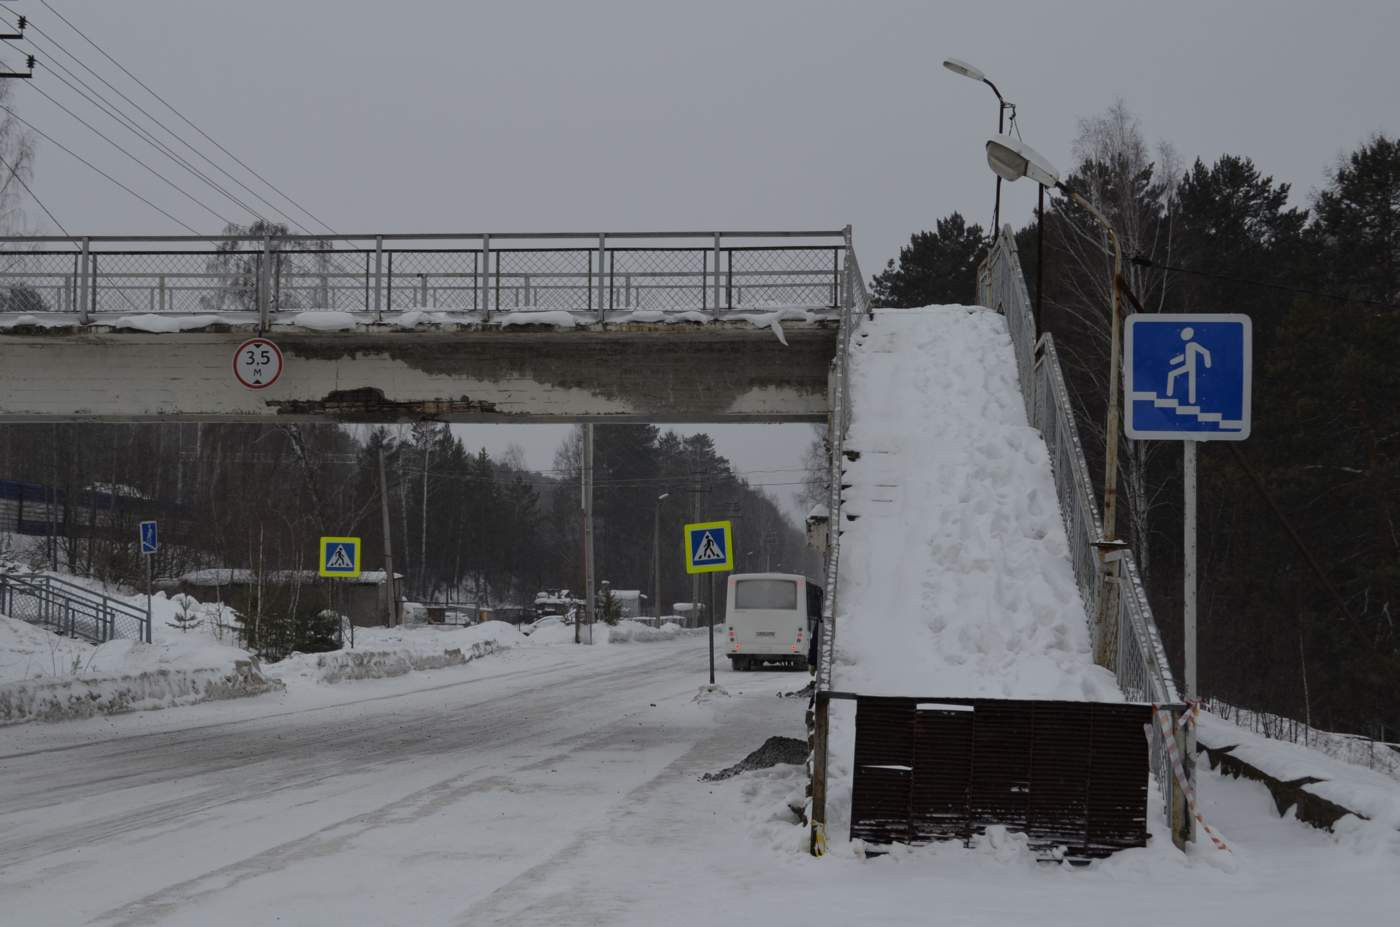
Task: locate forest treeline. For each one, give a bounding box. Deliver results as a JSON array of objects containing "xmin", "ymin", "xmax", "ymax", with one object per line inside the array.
[
  {"xmin": 0, "ymin": 422, "xmax": 814, "ymax": 637},
  {"xmin": 874, "ymin": 104, "xmax": 1399, "ymax": 741}
]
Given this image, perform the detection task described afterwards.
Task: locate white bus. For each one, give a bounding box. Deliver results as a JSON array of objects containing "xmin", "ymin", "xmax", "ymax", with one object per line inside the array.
[{"xmin": 724, "ymin": 572, "xmax": 822, "ymax": 671}]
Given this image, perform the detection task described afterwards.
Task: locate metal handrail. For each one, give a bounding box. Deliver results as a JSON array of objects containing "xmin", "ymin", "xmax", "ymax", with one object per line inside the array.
[
  {"xmin": 980, "ymin": 225, "xmax": 1185, "ymax": 833},
  {"xmin": 0, "ymin": 231, "xmax": 851, "ymax": 323},
  {"xmin": 0, "ymin": 572, "xmax": 150, "ymax": 644}
]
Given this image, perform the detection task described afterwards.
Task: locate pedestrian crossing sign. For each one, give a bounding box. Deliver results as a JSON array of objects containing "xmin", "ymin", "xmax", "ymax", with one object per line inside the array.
[
  {"xmin": 1125, "ymin": 314, "xmax": 1252, "ymax": 441},
  {"xmin": 319, "ymin": 536, "xmax": 362, "ymax": 578},
  {"xmin": 684, "ymin": 520, "xmax": 733, "ymax": 574}
]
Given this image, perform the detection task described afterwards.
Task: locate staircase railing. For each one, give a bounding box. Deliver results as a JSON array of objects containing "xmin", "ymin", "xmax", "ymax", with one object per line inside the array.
[
  {"xmin": 0, "ymin": 572, "xmax": 151, "ymax": 644},
  {"xmin": 979, "ymin": 227, "xmax": 1190, "ymax": 842},
  {"xmin": 808, "ymin": 228, "xmax": 869, "ymax": 855}
]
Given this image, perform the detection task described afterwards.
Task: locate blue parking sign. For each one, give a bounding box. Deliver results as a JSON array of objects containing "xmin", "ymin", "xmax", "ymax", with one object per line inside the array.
[
  {"xmin": 139, "ymin": 520, "xmax": 158, "ymax": 555},
  {"xmin": 1125, "ymin": 314, "xmax": 1252, "ymax": 441}
]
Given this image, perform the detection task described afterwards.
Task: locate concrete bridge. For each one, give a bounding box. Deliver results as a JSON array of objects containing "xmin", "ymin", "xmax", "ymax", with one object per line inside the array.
[{"xmin": 0, "ymin": 229, "xmax": 860, "ymax": 423}]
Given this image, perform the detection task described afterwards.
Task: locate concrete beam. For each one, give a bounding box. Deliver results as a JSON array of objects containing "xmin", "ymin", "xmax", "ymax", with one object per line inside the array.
[{"xmin": 0, "ymin": 321, "xmax": 837, "ymax": 423}]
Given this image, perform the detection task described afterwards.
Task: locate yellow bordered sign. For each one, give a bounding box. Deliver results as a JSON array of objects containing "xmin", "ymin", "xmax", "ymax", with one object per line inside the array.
[
  {"xmin": 319, "ymin": 536, "xmax": 362, "ymax": 578},
  {"xmin": 683, "ymin": 520, "xmax": 733, "ymax": 574}
]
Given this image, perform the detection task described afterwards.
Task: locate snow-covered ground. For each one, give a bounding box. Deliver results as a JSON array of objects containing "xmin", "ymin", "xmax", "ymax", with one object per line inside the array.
[{"xmin": 1, "ymin": 634, "xmax": 1395, "ymax": 926}]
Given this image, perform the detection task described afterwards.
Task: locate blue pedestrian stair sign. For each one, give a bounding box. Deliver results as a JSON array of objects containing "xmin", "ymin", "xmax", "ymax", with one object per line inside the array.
[
  {"xmin": 319, "ymin": 536, "xmax": 362, "ymax": 578},
  {"xmin": 1125, "ymin": 314, "xmax": 1252, "ymax": 441},
  {"xmin": 139, "ymin": 520, "xmax": 158, "ymax": 555},
  {"xmin": 684, "ymin": 520, "xmax": 734, "ymax": 574}
]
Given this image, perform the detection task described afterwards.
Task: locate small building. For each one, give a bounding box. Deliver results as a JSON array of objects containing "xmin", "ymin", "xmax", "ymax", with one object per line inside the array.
[
  {"xmin": 169, "ymin": 568, "xmax": 403, "ymax": 627},
  {"xmin": 672, "ymin": 601, "xmax": 706, "ymax": 627},
  {"xmin": 611, "ymin": 589, "xmax": 647, "ymax": 620}
]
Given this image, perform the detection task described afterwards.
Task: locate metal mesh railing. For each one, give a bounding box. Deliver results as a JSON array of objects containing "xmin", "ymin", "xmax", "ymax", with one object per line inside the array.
[
  {"xmin": 725, "ymin": 247, "xmax": 843, "ymax": 310},
  {"xmin": 981, "ymin": 226, "xmax": 1185, "ymax": 826},
  {"xmin": 0, "ymin": 231, "xmax": 851, "ymax": 325},
  {"xmin": 0, "ymin": 573, "xmax": 150, "ymax": 644},
  {"xmin": 385, "ymin": 249, "xmax": 479, "ymax": 311},
  {"xmin": 607, "ymin": 248, "xmax": 709, "ymax": 312}
]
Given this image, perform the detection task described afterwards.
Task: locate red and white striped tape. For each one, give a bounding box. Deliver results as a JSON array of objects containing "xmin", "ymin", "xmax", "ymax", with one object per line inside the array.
[{"xmin": 1146, "ymin": 704, "xmax": 1231, "ymax": 853}]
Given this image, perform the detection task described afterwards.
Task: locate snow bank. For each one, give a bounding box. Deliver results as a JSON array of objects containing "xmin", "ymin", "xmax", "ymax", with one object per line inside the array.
[
  {"xmin": 1198, "ymin": 711, "xmax": 1400, "ymax": 850},
  {"xmin": 604, "ymin": 620, "xmax": 705, "ymax": 643},
  {"xmin": 265, "ymin": 621, "xmax": 525, "ymax": 686},
  {"xmin": 285, "ymin": 310, "xmax": 358, "ymax": 331},
  {"xmin": 0, "ymin": 616, "xmax": 278, "ymax": 724},
  {"xmin": 495, "ymin": 309, "xmax": 580, "ymax": 329},
  {"xmin": 832, "ymin": 306, "xmax": 1119, "ymax": 702},
  {"xmin": 109, "ymin": 314, "xmax": 229, "ymax": 332}
]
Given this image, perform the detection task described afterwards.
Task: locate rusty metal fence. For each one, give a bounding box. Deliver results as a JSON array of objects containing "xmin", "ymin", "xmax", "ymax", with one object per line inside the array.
[
  {"xmin": 979, "ymin": 226, "xmax": 1188, "ymax": 840},
  {"xmin": 0, "ymin": 230, "xmax": 850, "ymax": 326}
]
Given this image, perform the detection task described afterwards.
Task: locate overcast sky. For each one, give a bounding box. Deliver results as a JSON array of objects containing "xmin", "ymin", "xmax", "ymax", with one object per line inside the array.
[{"xmin": 6, "ymin": 0, "xmax": 1398, "ymax": 517}]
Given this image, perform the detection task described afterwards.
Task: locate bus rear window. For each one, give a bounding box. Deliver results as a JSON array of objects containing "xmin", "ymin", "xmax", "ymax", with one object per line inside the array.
[{"xmin": 734, "ymin": 579, "xmax": 797, "ymax": 610}]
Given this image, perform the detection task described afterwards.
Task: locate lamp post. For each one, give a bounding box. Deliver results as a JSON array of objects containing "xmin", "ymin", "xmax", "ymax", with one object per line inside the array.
[
  {"xmin": 984, "ymin": 135, "xmax": 1123, "ymax": 543},
  {"xmin": 653, "ymin": 492, "xmax": 670, "ymax": 620},
  {"xmin": 943, "ymin": 58, "xmax": 1015, "ymax": 233}
]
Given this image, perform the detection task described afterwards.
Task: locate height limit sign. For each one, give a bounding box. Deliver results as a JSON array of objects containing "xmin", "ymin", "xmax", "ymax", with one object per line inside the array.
[{"xmin": 233, "ymin": 337, "xmax": 284, "ymax": 390}]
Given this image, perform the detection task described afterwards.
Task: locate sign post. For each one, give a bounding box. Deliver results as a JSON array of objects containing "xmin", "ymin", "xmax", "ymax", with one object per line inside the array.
[
  {"xmin": 138, "ymin": 520, "xmax": 157, "ymax": 644},
  {"xmin": 684, "ymin": 519, "xmax": 734, "ymax": 685},
  {"xmin": 320, "ymin": 536, "xmax": 362, "ymax": 649},
  {"xmin": 1125, "ymin": 313, "xmax": 1252, "ymax": 845}
]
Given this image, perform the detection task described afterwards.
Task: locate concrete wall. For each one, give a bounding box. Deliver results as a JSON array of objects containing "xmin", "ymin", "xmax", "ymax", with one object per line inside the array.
[{"xmin": 0, "ymin": 320, "xmax": 836, "ymax": 423}]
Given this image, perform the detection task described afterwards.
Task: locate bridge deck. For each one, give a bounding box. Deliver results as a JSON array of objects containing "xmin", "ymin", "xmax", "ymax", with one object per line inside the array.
[{"xmin": 0, "ymin": 310, "xmax": 838, "ymax": 423}]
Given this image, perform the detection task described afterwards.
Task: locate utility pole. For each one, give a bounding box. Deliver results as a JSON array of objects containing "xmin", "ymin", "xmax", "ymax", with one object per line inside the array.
[
  {"xmin": 419, "ymin": 435, "xmax": 430, "ymax": 601},
  {"xmin": 377, "ymin": 445, "xmax": 398, "ymax": 626},
  {"xmin": 582, "ymin": 424, "xmax": 596, "ymax": 643}
]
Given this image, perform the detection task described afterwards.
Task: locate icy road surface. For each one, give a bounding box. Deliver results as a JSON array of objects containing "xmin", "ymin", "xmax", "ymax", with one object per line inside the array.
[{"xmin": 2, "ymin": 635, "xmax": 1395, "ymax": 926}]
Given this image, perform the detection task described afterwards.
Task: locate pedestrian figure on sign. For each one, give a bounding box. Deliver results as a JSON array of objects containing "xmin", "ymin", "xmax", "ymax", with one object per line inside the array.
[
  {"xmin": 697, "ymin": 532, "xmax": 722, "ymax": 562},
  {"xmin": 1166, "ymin": 327, "xmax": 1211, "ymax": 405}
]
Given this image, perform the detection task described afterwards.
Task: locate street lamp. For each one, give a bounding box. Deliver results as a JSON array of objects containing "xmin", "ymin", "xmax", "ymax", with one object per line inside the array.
[
  {"xmin": 985, "ymin": 135, "xmax": 1124, "ymax": 544},
  {"xmin": 653, "ymin": 493, "xmax": 670, "ymax": 620},
  {"xmin": 944, "ymin": 57, "xmax": 1015, "ymax": 232}
]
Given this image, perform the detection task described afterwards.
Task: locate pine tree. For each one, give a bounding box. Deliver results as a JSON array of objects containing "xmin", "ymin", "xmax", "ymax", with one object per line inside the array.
[
  {"xmin": 166, "ymin": 594, "xmax": 200, "ymax": 633},
  {"xmin": 870, "ymin": 213, "xmax": 986, "ymax": 308}
]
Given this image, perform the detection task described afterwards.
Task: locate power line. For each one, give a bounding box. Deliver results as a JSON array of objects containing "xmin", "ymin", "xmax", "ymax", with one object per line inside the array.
[
  {"xmin": 0, "ymin": 148, "xmax": 71, "ymax": 240},
  {"xmin": 0, "ymin": 103, "xmax": 200, "ymax": 232},
  {"xmin": 33, "ymin": 0, "xmax": 338, "ymax": 236},
  {"xmin": 1129, "ymin": 253, "xmax": 1400, "ymax": 312},
  {"xmin": 2, "ymin": 12, "xmax": 298, "ymax": 224},
  {"xmin": 20, "ymin": 77, "xmax": 233, "ymax": 227},
  {"xmin": 12, "ymin": 37, "xmax": 271, "ymax": 225}
]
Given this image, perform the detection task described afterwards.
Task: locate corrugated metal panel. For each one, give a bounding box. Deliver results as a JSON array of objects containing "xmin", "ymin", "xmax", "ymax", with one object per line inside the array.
[{"xmin": 850, "ymin": 697, "xmax": 1150, "ymax": 859}]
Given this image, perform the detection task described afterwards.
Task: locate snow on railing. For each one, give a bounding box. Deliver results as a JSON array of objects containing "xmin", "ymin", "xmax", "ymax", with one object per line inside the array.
[
  {"xmin": 981, "ymin": 226, "xmax": 1186, "ymax": 828},
  {"xmin": 1203, "ymin": 695, "xmax": 1400, "ymax": 783}
]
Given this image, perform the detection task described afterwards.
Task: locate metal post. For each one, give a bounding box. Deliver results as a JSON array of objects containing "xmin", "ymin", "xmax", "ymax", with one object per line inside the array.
[
  {"xmin": 1184, "ymin": 437, "xmax": 1198, "ymax": 841},
  {"xmin": 993, "ymin": 103, "xmax": 1005, "ymax": 234},
  {"xmin": 653, "ymin": 499, "xmax": 662, "ymax": 621},
  {"xmin": 160, "ymin": 274, "xmax": 167, "ymax": 313},
  {"xmin": 144, "ymin": 552, "xmax": 152, "ymax": 644},
  {"xmin": 708, "ymin": 571, "xmax": 716, "ymax": 685},
  {"xmin": 810, "ymin": 692, "xmax": 830, "ymax": 856},
  {"xmin": 712, "ymin": 233, "xmax": 722, "ymax": 314},
  {"xmin": 258, "ymin": 233, "xmax": 272, "ymax": 330},
  {"xmin": 583, "ymin": 424, "xmax": 596, "ymax": 642},
  {"xmin": 373, "ymin": 235, "xmax": 384, "ymax": 320},
  {"xmin": 1036, "ymin": 185, "xmax": 1045, "ymax": 336},
  {"xmin": 78, "ymin": 238, "xmax": 90, "ymax": 323},
  {"xmin": 420, "ymin": 273, "xmax": 428, "ymax": 307},
  {"xmin": 378, "ymin": 446, "xmax": 398, "ymax": 626},
  {"xmin": 481, "ymin": 234, "xmax": 491, "ymax": 318},
  {"xmin": 597, "ymin": 233, "xmax": 607, "ymax": 322}
]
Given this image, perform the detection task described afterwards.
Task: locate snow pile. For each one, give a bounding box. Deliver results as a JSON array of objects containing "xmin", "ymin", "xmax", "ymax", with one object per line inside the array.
[
  {"xmin": 285, "ymin": 310, "xmax": 358, "ymax": 331},
  {"xmin": 266, "ymin": 621, "xmax": 525, "ymax": 686},
  {"xmin": 109, "ymin": 314, "xmax": 229, "ymax": 333},
  {"xmin": 832, "ymin": 306, "xmax": 1119, "ymax": 702},
  {"xmin": 604, "ymin": 620, "xmax": 702, "ymax": 643},
  {"xmin": 495, "ymin": 309, "xmax": 580, "ymax": 329},
  {"xmin": 1198, "ymin": 711, "xmax": 1400, "ymax": 853},
  {"xmin": 0, "ymin": 615, "xmax": 276, "ymax": 725}
]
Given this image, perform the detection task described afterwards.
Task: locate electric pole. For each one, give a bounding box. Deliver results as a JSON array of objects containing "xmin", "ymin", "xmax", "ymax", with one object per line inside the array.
[{"xmin": 378, "ymin": 445, "xmax": 398, "ymax": 626}]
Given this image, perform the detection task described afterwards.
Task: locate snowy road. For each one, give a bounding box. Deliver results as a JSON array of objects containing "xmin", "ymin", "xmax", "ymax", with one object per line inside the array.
[
  {"xmin": 3, "ymin": 635, "xmax": 1397, "ymax": 926},
  {"xmin": 0, "ymin": 636, "xmax": 806, "ymax": 926}
]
